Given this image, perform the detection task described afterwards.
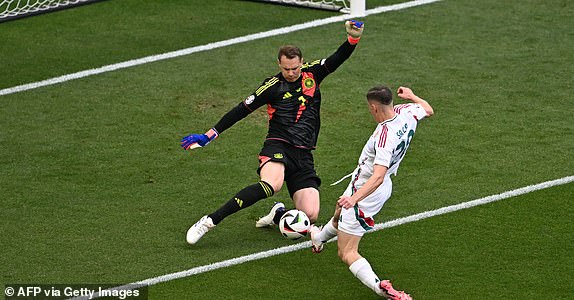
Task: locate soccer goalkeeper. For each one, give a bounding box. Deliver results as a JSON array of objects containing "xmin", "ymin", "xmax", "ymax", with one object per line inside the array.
[{"xmin": 182, "ymin": 20, "xmax": 365, "ymax": 244}]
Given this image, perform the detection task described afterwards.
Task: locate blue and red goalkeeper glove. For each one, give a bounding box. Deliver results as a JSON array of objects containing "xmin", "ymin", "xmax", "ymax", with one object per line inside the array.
[
  {"xmin": 181, "ymin": 128, "xmax": 219, "ymax": 150},
  {"xmin": 345, "ymin": 20, "xmax": 364, "ymax": 45}
]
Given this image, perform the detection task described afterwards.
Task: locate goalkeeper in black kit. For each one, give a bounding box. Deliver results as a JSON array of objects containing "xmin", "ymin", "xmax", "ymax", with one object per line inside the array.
[{"xmin": 182, "ymin": 20, "xmax": 364, "ymax": 244}]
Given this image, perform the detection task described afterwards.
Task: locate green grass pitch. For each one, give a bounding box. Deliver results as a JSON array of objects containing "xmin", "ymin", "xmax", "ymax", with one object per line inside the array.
[{"xmin": 0, "ymin": 0, "xmax": 572, "ymax": 299}]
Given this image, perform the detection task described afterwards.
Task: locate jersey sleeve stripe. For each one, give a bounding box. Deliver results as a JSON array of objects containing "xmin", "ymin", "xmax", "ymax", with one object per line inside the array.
[
  {"xmin": 393, "ymin": 104, "xmax": 411, "ymax": 114},
  {"xmin": 302, "ymin": 59, "xmax": 321, "ymax": 68},
  {"xmin": 255, "ymin": 77, "xmax": 279, "ymax": 96}
]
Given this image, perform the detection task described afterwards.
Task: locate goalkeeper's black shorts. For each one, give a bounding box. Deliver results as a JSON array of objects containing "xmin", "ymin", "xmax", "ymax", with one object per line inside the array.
[{"xmin": 258, "ymin": 139, "xmax": 321, "ymax": 197}]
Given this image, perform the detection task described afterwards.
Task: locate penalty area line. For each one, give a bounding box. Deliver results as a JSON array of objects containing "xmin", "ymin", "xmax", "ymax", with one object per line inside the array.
[
  {"xmin": 0, "ymin": 0, "xmax": 442, "ymax": 97},
  {"xmin": 77, "ymin": 175, "xmax": 574, "ymax": 299}
]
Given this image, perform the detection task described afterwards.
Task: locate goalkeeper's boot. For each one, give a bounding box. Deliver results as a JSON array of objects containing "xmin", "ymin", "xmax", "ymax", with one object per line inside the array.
[
  {"xmin": 255, "ymin": 202, "xmax": 285, "ymax": 228},
  {"xmin": 186, "ymin": 215, "xmax": 215, "ymax": 245},
  {"xmin": 379, "ymin": 280, "xmax": 412, "ymax": 300}
]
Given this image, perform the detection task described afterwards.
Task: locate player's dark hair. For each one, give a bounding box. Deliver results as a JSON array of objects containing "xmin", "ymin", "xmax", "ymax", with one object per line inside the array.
[
  {"xmin": 278, "ymin": 45, "xmax": 302, "ymax": 61},
  {"xmin": 366, "ymin": 86, "xmax": 393, "ymax": 105}
]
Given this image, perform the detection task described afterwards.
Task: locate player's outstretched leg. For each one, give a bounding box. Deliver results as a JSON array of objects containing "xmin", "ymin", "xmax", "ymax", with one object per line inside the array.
[
  {"xmin": 310, "ymin": 217, "xmax": 338, "ymax": 253},
  {"xmin": 186, "ymin": 215, "xmax": 215, "ymax": 245},
  {"xmin": 255, "ymin": 202, "xmax": 285, "ymax": 227}
]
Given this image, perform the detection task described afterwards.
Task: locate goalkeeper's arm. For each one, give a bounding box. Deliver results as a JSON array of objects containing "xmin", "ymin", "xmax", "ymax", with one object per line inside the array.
[
  {"xmin": 321, "ymin": 20, "xmax": 364, "ymax": 75},
  {"xmin": 181, "ymin": 102, "xmax": 252, "ymax": 150},
  {"xmin": 213, "ymin": 102, "xmax": 252, "ymax": 134}
]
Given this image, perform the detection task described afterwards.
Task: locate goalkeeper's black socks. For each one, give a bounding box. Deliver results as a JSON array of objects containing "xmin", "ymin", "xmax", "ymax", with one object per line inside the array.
[{"xmin": 208, "ymin": 181, "xmax": 275, "ymax": 225}]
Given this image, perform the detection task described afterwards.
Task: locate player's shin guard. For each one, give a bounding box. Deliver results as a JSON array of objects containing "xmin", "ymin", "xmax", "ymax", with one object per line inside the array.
[
  {"xmin": 209, "ymin": 181, "xmax": 274, "ymax": 225},
  {"xmin": 349, "ymin": 257, "xmax": 385, "ymax": 296}
]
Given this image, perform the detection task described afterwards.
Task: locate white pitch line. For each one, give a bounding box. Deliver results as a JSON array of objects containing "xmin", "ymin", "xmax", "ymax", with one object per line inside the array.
[
  {"xmin": 0, "ymin": 0, "xmax": 442, "ymax": 97},
  {"xmin": 79, "ymin": 175, "xmax": 573, "ymax": 299}
]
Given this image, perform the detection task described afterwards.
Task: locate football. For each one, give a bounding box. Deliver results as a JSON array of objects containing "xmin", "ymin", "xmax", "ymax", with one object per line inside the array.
[{"xmin": 278, "ymin": 209, "xmax": 310, "ymax": 240}]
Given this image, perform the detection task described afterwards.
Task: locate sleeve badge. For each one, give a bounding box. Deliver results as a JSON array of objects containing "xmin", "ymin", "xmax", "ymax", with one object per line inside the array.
[{"xmin": 244, "ymin": 95, "xmax": 255, "ymax": 105}]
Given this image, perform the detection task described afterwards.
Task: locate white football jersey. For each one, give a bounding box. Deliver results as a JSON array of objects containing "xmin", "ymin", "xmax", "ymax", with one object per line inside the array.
[{"xmin": 348, "ymin": 103, "xmax": 428, "ymax": 195}]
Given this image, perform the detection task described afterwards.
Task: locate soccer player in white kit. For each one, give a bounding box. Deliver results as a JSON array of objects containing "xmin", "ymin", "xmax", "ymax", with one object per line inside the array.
[{"xmin": 310, "ymin": 85, "xmax": 434, "ymax": 299}]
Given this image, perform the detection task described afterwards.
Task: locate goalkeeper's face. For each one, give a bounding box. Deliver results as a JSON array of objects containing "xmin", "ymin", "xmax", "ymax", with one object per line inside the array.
[{"xmin": 278, "ymin": 56, "xmax": 303, "ymax": 82}]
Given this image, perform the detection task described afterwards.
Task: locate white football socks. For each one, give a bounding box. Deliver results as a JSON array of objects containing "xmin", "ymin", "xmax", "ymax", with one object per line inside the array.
[
  {"xmin": 316, "ymin": 217, "xmax": 338, "ymax": 242},
  {"xmin": 349, "ymin": 257, "xmax": 384, "ymax": 296}
]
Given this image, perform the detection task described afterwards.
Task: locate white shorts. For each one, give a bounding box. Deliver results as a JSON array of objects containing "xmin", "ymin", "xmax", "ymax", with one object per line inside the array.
[{"xmin": 338, "ymin": 177, "xmax": 392, "ymax": 237}]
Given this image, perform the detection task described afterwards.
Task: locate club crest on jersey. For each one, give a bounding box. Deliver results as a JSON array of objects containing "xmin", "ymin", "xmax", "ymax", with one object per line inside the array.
[
  {"xmin": 301, "ymin": 72, "xmax": 316, "ymax": 97},
  {"xmin": 244, "ymin": 95, "xmax": 255, "ymax": 105},
  {"xmin": 274, "ymin": 153, "xmax": 284, "ymax": 159},
  {"xmin": 303, "ymin": 78, "xmax": 315, "ymax": 89}
]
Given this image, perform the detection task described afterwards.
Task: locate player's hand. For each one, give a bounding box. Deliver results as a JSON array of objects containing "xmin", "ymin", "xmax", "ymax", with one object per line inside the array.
[
  {"xmin": 345, "ymin": 20, "xmax": 364, "ymax": 39},
  {"xmin": 181, "ymin": 128, "xmax": 218, "ymax": 150},
  {"xmin": 398, "ymin": 86, "xmax": 433, "ymax": 116},
  {"xmin": 397, "ymin": 86, "xmax": 416, "ymax": 101},
  {"xmin": 337, "ymin": 195, "xmax": 357, "ymax": 209}
]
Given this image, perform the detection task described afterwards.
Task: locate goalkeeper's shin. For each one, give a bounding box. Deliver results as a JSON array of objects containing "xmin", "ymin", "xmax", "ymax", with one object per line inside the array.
[{"xmin": 208, "ymin": 181, "xmax": 275, "ymax": 225}]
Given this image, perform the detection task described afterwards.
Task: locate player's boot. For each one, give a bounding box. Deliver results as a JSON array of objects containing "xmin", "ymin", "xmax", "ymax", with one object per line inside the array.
[
  {"xmin": 255, "ymin": 202, "xmax": 285, "ymax": 228},
  {"xmin": 309, "ymin": 225, "xmax": 324, "ymax": 253},
  {"xmin": 379, "ymin": 280, "xmax": 412, "ymax": 300},
  {"xmin": 186, "ymin": 215, "xmax": 215, "ymax": 245}
]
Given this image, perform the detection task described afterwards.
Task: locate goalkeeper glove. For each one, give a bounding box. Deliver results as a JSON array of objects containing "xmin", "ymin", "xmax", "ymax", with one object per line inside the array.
[
  {"xmin": 181, "ymin": 128, "xmax": 219, "ymax": 150},
  {"xmin": 345, "ymin": 20, "xmax": 364, "ymax": 45}
]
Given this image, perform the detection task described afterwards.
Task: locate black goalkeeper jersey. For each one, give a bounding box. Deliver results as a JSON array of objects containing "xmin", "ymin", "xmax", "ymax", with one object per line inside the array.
[{"xmin": 214, "ymin": 40, "xmax": 357, "ymax": 150}]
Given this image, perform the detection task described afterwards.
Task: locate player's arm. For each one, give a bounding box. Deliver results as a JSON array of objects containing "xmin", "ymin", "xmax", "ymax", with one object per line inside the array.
[
  {"xmin": 397, "ymin": 87, "xmax": 434, "ymax": 117},
  {"xmin": 180, "ymin": 103, "xmax": 256, "ymax": 150},
  {"xmin": 181, "ymin": 87, "xmax": 270, "ymax": 150},
  {"xmin": 317, "ymin": 20, "xmax": 364, "ymax": 78},
  {"xmin": 212, "ymin": 102, "xmax": 253, "ymax": 134},
  {"xmin": 338, "ymin": 164, "xmax": 387, "ymax": 209}
]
